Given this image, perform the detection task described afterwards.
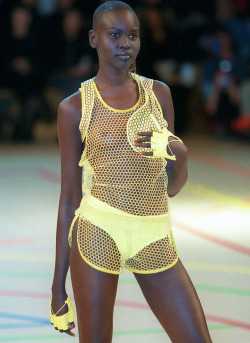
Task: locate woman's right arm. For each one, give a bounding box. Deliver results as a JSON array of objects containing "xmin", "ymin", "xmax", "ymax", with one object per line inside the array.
[{"xmin": 51, "ymin": 92, "xmax": 82, "ymax": 333}]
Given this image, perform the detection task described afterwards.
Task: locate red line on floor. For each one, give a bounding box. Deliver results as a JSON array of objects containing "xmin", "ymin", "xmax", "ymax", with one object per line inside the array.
[
  {"xmin": 1, "ymin": 291, "xmax": 249, "ymax": 331},
  {"xmin": 173, "ymin": 219, "xmax": 250, "ymax": 256},
  {"xmin": 189, "ymin": 150, "xmax": 250, "ymax": 179},
  {"xmin": 0, "ymin": 237, "xmax": 34, "ymax": 248},
  {"xmin": 0, "ymin": 290, "xmax": 51, "ymax": 299},
  {"xmin": 36, "ymin": 168, "xmax": 60, "ymax": 184}
]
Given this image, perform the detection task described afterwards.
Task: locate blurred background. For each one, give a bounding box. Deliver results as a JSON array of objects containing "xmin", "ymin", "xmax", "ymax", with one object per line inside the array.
[
  {"xmin": 0, "ymin": 1, "xmax": 250, "ymax": 343},
  {"xmin": 0, "ymin": 0, "xmax": 249, "ymax": 141}
]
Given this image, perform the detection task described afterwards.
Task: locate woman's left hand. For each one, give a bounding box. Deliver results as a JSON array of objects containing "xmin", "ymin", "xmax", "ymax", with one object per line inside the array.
[{"xmin": 134, "ymin": 129, "xmax": 184, "ymax": 160}]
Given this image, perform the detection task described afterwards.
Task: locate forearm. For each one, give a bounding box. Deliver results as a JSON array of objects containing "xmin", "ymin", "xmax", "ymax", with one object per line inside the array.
[
  {"xmin": 52, "ymin": 201, "xmax": 77, "ymax": 293},
  {"xmin": 167, "ymin": 144, "xmax": 188, "ymax": 197}
]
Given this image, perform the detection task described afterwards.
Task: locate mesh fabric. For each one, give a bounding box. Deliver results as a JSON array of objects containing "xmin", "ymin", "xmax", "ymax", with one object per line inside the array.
[{"xmin": 69, "ymin": 73, "xmax": 179, "ymax": 274}]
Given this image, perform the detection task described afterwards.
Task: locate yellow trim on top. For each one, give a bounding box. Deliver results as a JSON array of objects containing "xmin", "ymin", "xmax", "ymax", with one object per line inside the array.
[{"xmin": 92, "ymin": 76, "xmax": 141, "ymax": 113}]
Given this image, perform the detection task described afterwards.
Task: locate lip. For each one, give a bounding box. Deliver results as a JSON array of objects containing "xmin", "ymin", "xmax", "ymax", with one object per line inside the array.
[
  {"xmin": 117, "ymin": 52, "xmax": 131, "ymax": 57},
  {"xmin": 116, "ymin": 53, "xmax": 131, "ymax": 60}
]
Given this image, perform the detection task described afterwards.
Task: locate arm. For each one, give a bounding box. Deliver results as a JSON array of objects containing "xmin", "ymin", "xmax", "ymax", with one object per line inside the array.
[
  {"xmin": 153, "ymin": 80, "xmax": 188, "ymax": 197},
  {"xmin": 51, "ymin": 91, "xmax": 82, "ymax": 330}
]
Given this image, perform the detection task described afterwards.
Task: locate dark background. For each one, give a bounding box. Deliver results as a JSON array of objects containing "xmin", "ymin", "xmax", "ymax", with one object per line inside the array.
[{"xmin": 0, "ymin": 0, "xmax": 249, "ymax": 141}]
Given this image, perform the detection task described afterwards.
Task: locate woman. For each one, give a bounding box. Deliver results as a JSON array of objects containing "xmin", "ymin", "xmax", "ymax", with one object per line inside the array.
[{"xmin": 50, "ymin": 2, "xmax": 213, "ymax": 342}]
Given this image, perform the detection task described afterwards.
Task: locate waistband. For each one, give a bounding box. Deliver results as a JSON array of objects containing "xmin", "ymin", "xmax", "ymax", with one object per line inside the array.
[{"xmin": 68, "ymin": 194, "xmax": 172, "ymax": 246}]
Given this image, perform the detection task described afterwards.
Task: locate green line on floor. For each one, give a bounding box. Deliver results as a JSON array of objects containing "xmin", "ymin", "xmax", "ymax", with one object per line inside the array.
[
  {"xmin": 0, "ymin": 324, "xmax": 235, "ymax": 341},
  {"xmin": 119, "ymin": 277, "xmax": 250, "ymax": 296},
  {"xmin": 1, "ymin": 270, "xmax": 249, "ymax": 296},
  {"xmin": 195, "ymin": 284, "xmax": 250, "ymax": 296},
  {"xmin": 0, "ymin": 270, "xmax": 52, "ymax": 279}
]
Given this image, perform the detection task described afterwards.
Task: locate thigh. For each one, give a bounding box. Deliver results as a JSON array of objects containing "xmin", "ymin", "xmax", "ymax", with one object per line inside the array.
[
  {"xmin": 70, "ymin": 219, "xmax": 119, "ymax": 343},
  {"xmin": 134, "ymin": 259, "xmax": 212, "ymax": 343}
]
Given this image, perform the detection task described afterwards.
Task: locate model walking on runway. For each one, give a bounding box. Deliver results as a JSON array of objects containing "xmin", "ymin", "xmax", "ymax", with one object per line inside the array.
[{"xmin": 50, "ymin": 2, "xmax": 213, "ymax": 342}]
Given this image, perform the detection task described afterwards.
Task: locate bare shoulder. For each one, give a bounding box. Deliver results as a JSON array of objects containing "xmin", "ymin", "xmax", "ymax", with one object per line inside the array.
[
  {"xmin": 58, "ymin": 91, "xmax": 81, "ymax": 125},
  {"xmin": 152, "ymin": 80, "xmax": 175, "ymax": 132}
]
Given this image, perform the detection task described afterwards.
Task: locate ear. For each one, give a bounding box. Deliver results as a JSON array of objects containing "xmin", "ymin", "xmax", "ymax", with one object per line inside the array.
[{"xmin": 89, "ymin": 29, "xmax": 97, "ymax": 49}]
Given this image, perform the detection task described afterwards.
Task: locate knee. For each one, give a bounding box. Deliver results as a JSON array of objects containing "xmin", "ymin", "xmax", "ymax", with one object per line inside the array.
[{"xmin": 78, "ymin": 326, "xmax": 113, "ymax": 343}]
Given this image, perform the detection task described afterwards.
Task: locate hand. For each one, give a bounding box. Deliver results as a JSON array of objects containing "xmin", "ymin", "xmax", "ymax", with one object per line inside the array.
[
  {"xmin": 50, "ymin": 293, "xmax": 75, "ymax": 336},
  {"xmin": 134, "ymin": 128, "xmax": 183, "ymax": 160}
]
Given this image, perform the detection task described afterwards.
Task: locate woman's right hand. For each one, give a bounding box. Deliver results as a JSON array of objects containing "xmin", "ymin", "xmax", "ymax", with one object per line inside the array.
[{"xmin": 50, "ymin": 290, "xmax": 75, "ymax": 336}]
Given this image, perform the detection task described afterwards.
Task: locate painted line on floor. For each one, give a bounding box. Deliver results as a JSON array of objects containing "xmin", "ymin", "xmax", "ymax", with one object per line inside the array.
[
  {"xmin": 206, "ymin": 314, "xmax": 250, "ymax": 331},
  {"xmin": 1, "ymin": 270, "xmax": 249, "ymax": 296},
  {"xmin": 0, "ymin": 297, "xmax": 248, "ymax": 332},
  {"xmin": 184, "ymin": 262, "xmax": 250, "ymax": 274},
  {"xmin": 36, "ymin": 168, "xmax": 60, "ymax": 184},
  {"xmin": 184, "ymin": 182, "xmax": 250, "ymax": 209},
  {"xmin": 173, "ymin": 218, "xmax": 250, "ymax": 256},
  {"xmin": 194, "ymin": 284, "xmax": 250, "ymax": 296},
  {"xmin": 119, "ymin": 278, "xmax": 250, "ymax": 295},
  {"xmin": 0, "ymin": 312, "xmax": 50, "ymax": 330},
  {"xmin": 116, "ymin": 301, "xmax": 250, "ymax": 331},
  {"xmin": 0, "ymin": 312, "xmax": 49, "ymax": 323},
  {"xmin": 0, "ymin": 237, "xmax": 34, "ymax": 248},
  {"xmin": 0, "ymin": 324, "xmax": 234, "ymax": 341},
  {"xmin": 189, "ymin": 150, "xmax": 250, "ymax": 179},
  {"xmin": 0, "ymin": 259, "xmax": 249, "ymax": 275},
  {"xmin": 0, "ymin": 290, "xmax": 51, "ymax": 299},
  {"xmin": 35, "ymin": 167, "xmax": 250, "ymax": 210},
  {"xmin": 0, "ymin": 253, "xmax": 54, "ymax": 263}
]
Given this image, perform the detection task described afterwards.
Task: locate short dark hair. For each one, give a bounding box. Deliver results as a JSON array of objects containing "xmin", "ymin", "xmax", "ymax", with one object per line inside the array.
[{"xmin": 93, "ymin": 1, "xmax": 137, "ymax": 29}]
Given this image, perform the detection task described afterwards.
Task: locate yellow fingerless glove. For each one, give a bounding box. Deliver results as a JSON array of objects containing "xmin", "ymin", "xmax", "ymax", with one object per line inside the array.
[
  {"xmin": 151, "ymin": 127, "xmax": 183, "ymax": 160},
  {"xmin": 50, "ymin": 296, "xmax": 74, "ymax": 331}
]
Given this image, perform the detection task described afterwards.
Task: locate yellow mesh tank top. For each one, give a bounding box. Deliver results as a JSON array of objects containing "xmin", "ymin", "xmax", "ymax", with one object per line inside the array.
[{"xmin": 68, "ymin": 73, "xmax": 178, "ymax": 274}]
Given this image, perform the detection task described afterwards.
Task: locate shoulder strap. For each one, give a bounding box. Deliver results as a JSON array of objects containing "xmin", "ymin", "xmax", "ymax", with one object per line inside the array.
[
  {"xmin": 79, "ymin": 79, "xmax": 95, "ymax": 143},
  {"xmin": 132, "ymin": 73, "xmax": 153, "ymax": 92},
  {"xmin": 78, "ymin": 79, "xmax": 95, "ymax": 166},
  {"xmin": 133, "ymin": 73, "xmax": 164, "ymax": 119}
]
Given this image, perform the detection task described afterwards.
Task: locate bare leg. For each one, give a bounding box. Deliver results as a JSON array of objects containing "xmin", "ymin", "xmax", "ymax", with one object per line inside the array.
[
  {"xmin": 134, "ymin": 259, "xmax": 213, "ymax": 343},
  {"xmin": 70, "ymin": 222, "xmax": 119, "ymax": 343}
]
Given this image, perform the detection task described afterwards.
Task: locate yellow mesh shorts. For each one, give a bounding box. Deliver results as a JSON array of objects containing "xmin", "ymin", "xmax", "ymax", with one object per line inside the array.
[{"xmin": 75, "ymin": 216, "xmax": 178, "ymax": 275}]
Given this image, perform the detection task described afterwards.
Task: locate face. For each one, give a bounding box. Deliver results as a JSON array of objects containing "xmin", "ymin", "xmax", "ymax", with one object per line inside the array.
[{"xmin": 89, "ymin": 9, "xmax": 140, "ymax": 70}]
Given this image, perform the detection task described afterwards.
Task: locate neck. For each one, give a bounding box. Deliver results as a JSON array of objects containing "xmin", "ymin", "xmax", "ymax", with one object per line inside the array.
[{"xmin": 94, "ymin": 65, "xmax": 133, "ymax": 88}]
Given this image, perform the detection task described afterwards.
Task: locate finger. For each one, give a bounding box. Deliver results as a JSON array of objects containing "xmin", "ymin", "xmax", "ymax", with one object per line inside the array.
[
  {"xmin": 137, "ymin": 151, "xmax": 153, "ymax": 156},
  {"xmin": 59, "ymin": 329, "xmax": 75, "ymax": 337},
  {"xmin": 137, "ymin": 132, "xmax": 153, "ymax": 137},
  {"xmin": 135, "ymin": 136, "xmax": 151, "ymax": 143},
  {"xmin": 66, "ymin": 329, "xmax": 75, "ymax": 337},
  {"xmin": 134, "ymin": 142, "xmax": 151, "ymax": 148}
]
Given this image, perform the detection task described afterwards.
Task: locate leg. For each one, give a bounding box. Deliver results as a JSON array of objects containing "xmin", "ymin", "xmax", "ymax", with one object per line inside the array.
[
  {"xmin": 70, "ymin": 221, "xmax": 119, "ymax": 343},
  {"xmin": 134, "ymin": 259, "xmax": 213, "ymax": 343}
]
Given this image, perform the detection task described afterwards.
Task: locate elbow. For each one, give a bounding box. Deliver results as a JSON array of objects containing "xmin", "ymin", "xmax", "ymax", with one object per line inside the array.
[{"xmin": 168, "ymin": 168, "xmax": 188, "ymax": 198}]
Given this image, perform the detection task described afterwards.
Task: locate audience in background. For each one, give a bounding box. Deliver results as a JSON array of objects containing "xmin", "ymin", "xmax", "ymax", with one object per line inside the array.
[
  {"xmin": 200, "ymin": 28, "xmax": 247, "ymax": 136},
  {"xmin": 0, "ymin": 0, "xmax": 249, "ymax": 141}
]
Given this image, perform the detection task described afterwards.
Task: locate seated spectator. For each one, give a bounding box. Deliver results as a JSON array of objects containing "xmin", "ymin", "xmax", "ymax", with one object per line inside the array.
[
  {"xmin": 47, "ymin": 9, "xmax": 95, "ymax": 97},
  {"xmin": 200, "ymin": 28, "xmax": 247, "ymax": 137},
  {"xmin": 0, "ymin": 6, "xmax": 51, "ymax": 140}
]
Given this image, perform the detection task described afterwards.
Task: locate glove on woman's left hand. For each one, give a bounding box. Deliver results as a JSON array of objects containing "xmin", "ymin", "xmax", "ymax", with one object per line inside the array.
[{"xmin": 134, "ymin": 127, "xmax": 183, "ymax": 160}]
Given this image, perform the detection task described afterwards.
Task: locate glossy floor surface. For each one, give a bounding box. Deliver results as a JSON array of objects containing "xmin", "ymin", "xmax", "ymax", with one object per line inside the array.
[{"xmin": 0, "ymin": 134, "xmax": 250, "ymax": 342}]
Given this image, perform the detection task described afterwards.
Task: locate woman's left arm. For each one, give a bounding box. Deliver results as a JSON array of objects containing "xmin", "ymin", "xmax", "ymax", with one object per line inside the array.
[{"xmin": 153, "ymin": 80, "xmax": 188, "ymax": 197}]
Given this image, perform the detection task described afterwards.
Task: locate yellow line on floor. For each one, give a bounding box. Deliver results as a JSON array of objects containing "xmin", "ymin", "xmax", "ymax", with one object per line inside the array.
[
  {"xmin": 0, "ymin": 253, "xmax": 54, "ymax": 263},
  {"xmin": 184, "ymin": 262, "xmax": 250, "ymax": 274},
  {"xmin": 184, "ymin": 182, "xmax": 250, "ymax": 209}
]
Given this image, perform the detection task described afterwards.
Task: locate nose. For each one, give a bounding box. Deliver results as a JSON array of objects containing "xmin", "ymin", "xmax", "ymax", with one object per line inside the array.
[{"xmin": 119, "ymin": 35, "xmax": 130, "ymax": 50}]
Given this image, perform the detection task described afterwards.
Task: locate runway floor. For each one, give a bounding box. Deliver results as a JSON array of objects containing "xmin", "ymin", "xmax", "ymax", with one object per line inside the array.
[{"xmin": 0, "ymin": 133, "xmax": 250, "ymax": 342}]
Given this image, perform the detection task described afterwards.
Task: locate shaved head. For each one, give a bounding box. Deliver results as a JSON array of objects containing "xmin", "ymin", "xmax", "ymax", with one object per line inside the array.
[{"xmin": 93, "ymin": 1, "xmax": 137, "ymax": 29}]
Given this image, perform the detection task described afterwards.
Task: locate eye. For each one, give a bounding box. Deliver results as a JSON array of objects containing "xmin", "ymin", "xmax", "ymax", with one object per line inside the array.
[
  {"xmin": 129, "ymin": 34, "xmax": 138, "ymax": 40},
  {"xmin": 110, "ymin": 33, "xmax": 120, "ymax": 39}
]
